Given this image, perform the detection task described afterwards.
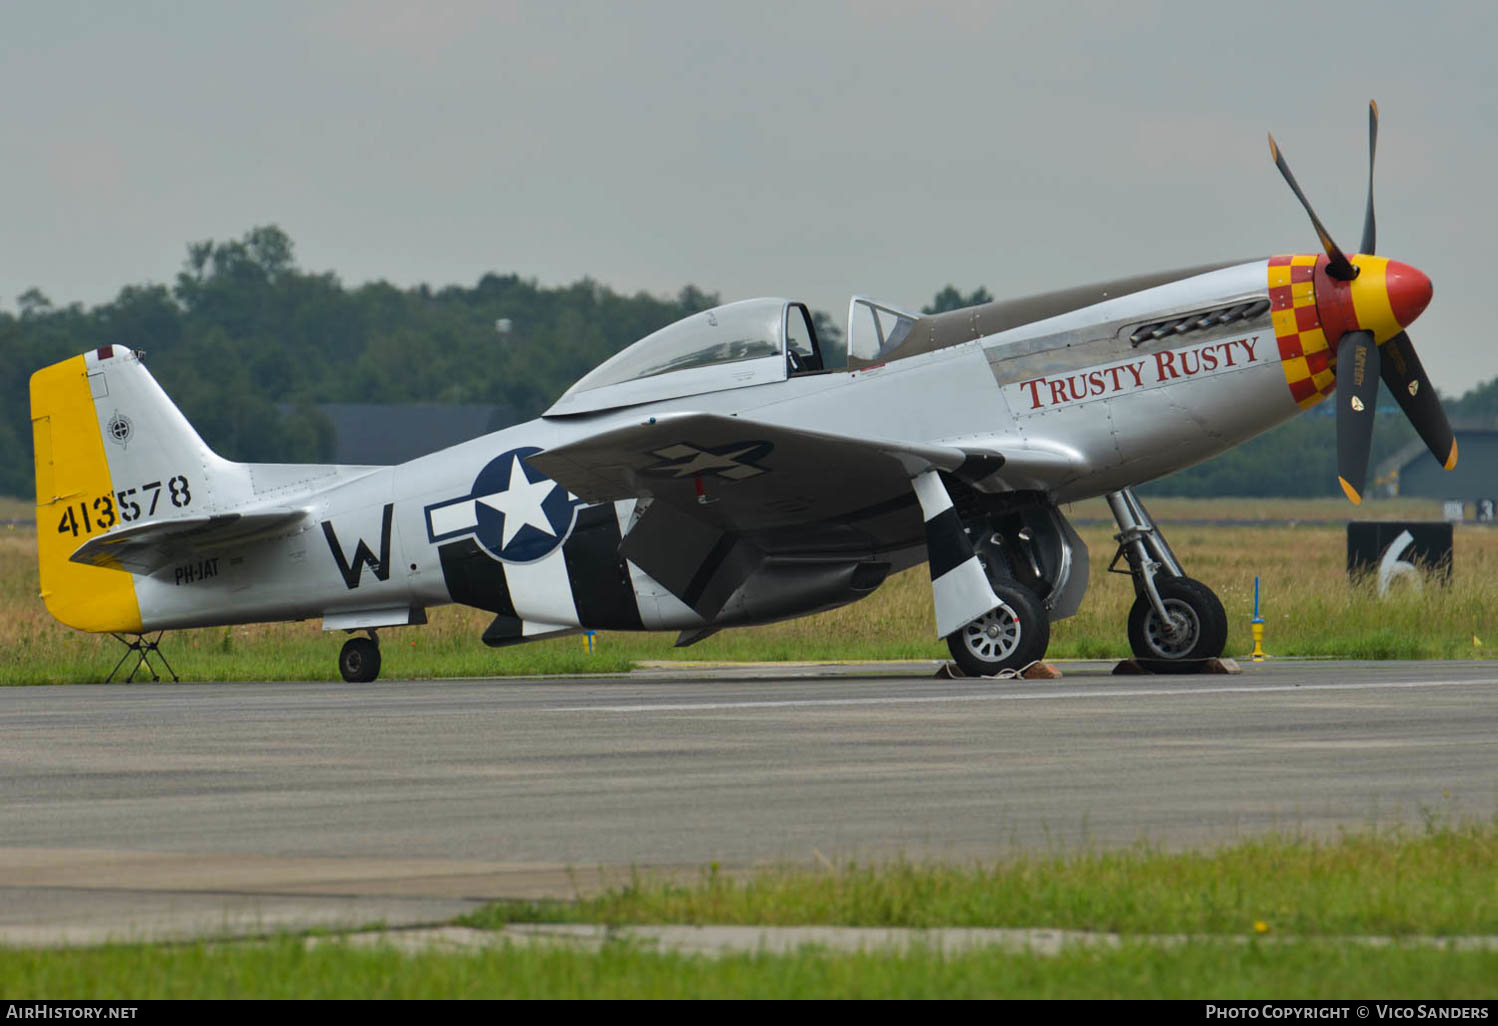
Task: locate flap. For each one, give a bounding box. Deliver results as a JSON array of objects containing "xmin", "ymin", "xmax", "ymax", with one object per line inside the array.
[
  {"xmin": 69, "ymin": 507, "xmax": 308, "ymax": 575},
  {"xmin": 526, "ymin": 412, "xmax": 1003, "ymax": 534}
]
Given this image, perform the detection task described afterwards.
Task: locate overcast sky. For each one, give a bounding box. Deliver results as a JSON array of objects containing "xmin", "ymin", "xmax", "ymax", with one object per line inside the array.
[{"xmin": 4, "ymin": 1, "xmax": 1494, "ymax": 393}]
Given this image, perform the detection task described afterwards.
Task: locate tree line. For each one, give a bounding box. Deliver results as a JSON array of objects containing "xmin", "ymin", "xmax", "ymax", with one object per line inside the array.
[
  {"xmin": 1, "ymin": 227, "xmax": 743, "ymax": 498},
  {"xmin": 0, "ymin": 227, "xmax": 1486, "ymax": 500}
]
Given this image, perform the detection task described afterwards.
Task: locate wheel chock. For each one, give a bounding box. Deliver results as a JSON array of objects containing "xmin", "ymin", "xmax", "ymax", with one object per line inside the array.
[
  {"xmin": 935, "ymin": 661, "xmax": 1063, "ymax": 680},
  {"xmin": 1112, "ymin": 657, "xmax": 1242, "ymax": 676}
]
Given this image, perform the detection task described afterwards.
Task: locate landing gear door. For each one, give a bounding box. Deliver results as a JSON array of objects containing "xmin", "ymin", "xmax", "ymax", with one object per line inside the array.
[{"xmin": 847, "ymin": 296, "xmax": 919, "ymax": 365}]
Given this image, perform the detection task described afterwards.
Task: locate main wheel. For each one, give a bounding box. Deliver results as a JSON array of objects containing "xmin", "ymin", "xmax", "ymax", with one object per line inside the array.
[
  {"xmin": 1127, "ymin": 576, "xmax": 1227, "ymax": 662},
  {"xmin": 339, "ymin": 637, "xmax": 381, "ymax": 683},
  {"xmin": 946, "ymin": 582, "xmax": 1050, "ymax": 677}
]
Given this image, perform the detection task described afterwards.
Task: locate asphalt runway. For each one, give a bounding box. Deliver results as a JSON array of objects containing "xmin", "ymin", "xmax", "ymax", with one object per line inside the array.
[{"xmin": 2, "ymin": 659, "xmax": 1496, "ymax": 944}]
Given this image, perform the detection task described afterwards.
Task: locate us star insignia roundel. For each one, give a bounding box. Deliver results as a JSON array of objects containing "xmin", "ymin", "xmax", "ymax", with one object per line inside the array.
[{"xmin": 423, "ymin": 447, "xmax": 582, "ymax": 563}]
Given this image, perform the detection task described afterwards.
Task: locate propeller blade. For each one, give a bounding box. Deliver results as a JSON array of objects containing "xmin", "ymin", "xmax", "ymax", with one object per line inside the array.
[
  {"xmin": 1335, "ymin": 330, "xmax": 1380, "ymax": 504},
  {"xmin": 1380, "ymin": 330, "xmax": 1458, "ymax": 471},
  {"xmin": 1361, "ymin": 100, "xmax": 1379, "ymax": 255},
  {"xmin": 1268, "ymin": 133, "xmax": 1360, "ymax": 281}
]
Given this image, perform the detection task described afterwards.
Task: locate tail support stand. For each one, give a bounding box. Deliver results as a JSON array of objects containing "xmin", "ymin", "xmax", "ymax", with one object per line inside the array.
[
  {"xmin": 106, "ymin": 632, "xmax": 180, "ymax": 683},
  {"xmin": 1105, "ymin": 487, "xmax": 1182, "ymax": 630}
]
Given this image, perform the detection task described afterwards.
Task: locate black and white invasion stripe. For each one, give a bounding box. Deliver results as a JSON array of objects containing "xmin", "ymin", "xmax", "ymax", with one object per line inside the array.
[
  {"xmin": 911, "ymin": 469, "xmax": 1002, "ymax": 638},
  {"xmin": 438, "ymin": 501, "xmax": 643, "ymax": 631}
]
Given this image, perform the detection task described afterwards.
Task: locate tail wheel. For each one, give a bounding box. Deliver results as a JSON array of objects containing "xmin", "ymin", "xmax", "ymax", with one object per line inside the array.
[
  {"xmin": 946, "ymin": 581, "xmax": 1050, "ymax": 678},
  {"xmin": 339, "ymin": 637, "xmax": 381, "ymax": 683},
  {"xmin": 1127, "ymin": 576, "xmax": 1227, "ymax": 662}
]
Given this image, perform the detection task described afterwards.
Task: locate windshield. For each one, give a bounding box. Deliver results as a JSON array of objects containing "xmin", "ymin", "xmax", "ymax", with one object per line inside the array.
[{"xmin": 565, "ymin": 299, "xmax": 786, "ymax": 395}]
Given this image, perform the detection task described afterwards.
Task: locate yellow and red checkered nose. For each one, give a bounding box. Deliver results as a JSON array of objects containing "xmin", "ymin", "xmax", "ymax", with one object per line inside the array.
[
  {"xmin": 1267, "ymin": 254, "xmax": 1335, "ymax": 409},
  {"xmin": 1269, "ymin": 254, "xmax": 1437, "ymax": 410},
  {"xmin": 1315, "ymin": 255, "xmax": 1434, "ymax": 346}
]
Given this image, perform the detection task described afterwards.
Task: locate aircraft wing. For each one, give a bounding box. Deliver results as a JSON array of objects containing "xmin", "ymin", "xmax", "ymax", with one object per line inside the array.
[
  {"xmin": 527, "ymin": 411, "xmax": 1003, "ymax": 533},
  {"xmin": 69, "ymin": 508, "xmax": 309, "ymax": 575},
  {"xmin": 528, "ymin": 413, "xmax": 1007, "ymax": 625}
]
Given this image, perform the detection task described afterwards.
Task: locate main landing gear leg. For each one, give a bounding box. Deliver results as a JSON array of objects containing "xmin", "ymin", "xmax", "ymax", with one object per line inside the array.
[
  {"xmin": 338, "ymin": 629, "xmax": 382, "ymax": 683},
  {"xmin": 106, "ymin": 632, "xmax": 180, "ymax": 683},
  {"xmin": 1105, "ymin": 488, "xmax": 1227, "ymax": 663}
]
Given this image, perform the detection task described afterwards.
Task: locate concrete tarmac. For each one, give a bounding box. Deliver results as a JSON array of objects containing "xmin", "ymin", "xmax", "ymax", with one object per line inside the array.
[{"xmin": 1, "ymin": 659, "xmax": 1495, "ymax": 945}]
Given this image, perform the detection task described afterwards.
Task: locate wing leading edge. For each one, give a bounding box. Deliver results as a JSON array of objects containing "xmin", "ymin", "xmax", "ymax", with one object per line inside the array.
[{"xmin": 526, "ymin": 411, "xmax": 1002, "ymax": 530}]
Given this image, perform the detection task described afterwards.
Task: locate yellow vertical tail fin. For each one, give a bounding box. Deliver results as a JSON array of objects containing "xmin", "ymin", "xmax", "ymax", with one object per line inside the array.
[{"xmin": 30, "ymin": 349, "xmax": 143, "ymax": 633}]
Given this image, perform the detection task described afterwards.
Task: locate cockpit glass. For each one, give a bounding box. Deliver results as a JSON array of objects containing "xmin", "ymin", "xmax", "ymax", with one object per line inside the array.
[
  {"xmin": 564, "ymin": 299, "xmax": 786, "ymax": 395},
  {"xmin": 847, "ymin": 297, "xmax": 918, "ymax": 363}
]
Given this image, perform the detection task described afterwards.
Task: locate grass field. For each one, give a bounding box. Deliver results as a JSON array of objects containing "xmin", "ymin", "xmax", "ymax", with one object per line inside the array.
[
  {"xmin": 6, "ymin": 496, "xmax": 1498, "ymax": 683},
  {"xmin": 3, "ymin": 938, "xmax": 1494, "ymax": 999},
  {"xmin": 4, "ymin": 825, "xmax": 1496, "ymax": 998},
  {"xmin": 0, "ymin": 496, "xmax": 33, "ymax": 521},
  {"xmin": 466, "ymin": 821, "xmax": 1498, "ymax": 937}
]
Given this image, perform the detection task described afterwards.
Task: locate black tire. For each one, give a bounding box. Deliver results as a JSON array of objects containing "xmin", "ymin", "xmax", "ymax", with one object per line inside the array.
[
  {"xmin": 1127, "ymin": 576, "xmax": 1227, "ymax": 662},
  {"xmin": 339, "ymin": 637, "xmax": 381, "ymax": 683},
  {"xmin": 945, "ymin": 581, "xmax": 1051, "ymax": 677}
]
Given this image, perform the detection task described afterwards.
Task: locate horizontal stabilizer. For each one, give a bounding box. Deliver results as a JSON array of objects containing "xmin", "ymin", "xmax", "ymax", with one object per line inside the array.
[{"xmin": 69, "ymin": 508, "xmax": 308, "ymax": 575}]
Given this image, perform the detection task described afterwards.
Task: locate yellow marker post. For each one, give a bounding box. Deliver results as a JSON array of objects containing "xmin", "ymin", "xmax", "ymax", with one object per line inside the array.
[{"xmin": 1251, "ymin": 576, "xmax": 1266, "ymax": 663}]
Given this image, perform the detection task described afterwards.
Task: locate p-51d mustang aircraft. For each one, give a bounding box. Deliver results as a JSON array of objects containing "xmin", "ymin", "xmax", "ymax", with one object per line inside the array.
[{"xmin": 31, "ymin": 104, "xmax": 1454, "ymax": 680}]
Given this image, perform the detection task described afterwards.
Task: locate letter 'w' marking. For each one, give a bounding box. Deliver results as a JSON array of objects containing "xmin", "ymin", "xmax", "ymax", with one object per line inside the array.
[{"xmin": 322, "ymin": 503, "xmax": 394, "ymax": 590}]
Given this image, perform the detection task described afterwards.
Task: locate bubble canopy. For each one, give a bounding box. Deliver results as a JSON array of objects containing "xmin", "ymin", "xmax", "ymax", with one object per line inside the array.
[{"xmin": 546, "ymin": 298, "xmax": 799, "ymax": 416}]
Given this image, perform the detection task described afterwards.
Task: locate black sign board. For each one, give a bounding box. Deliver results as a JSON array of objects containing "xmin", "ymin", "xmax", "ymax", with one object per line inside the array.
[{"xmin": 1347, "ymin": 521, "xmax": 1453, "ymax": 587}]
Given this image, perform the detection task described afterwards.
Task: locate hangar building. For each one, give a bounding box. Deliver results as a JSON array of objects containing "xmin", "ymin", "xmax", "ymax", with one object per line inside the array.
[{"xmin": 1376, "ymin": 423, "xmax": 1498, "ymax": 501}]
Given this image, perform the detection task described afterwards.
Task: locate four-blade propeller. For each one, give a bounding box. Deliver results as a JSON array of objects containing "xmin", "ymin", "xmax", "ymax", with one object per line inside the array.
[{"xmin": 1268, "ymin": 101, "xmax": 1453, "ymax": 503}]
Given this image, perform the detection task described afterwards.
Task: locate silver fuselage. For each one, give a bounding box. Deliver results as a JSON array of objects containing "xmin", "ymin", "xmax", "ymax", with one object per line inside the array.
[{"xmin": 132, "ymin": 259, "xmax": 1299, "ymax": 634}]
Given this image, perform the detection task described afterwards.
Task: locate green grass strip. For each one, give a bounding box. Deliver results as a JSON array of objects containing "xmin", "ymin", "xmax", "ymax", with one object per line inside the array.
[
  {"xmin": 1, "ymin": 937, "xmax": 1494, "ymax": 999},
  {"xmin": 465, "ymin": 822, "xmax": 1498, "ymax": 937}
]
